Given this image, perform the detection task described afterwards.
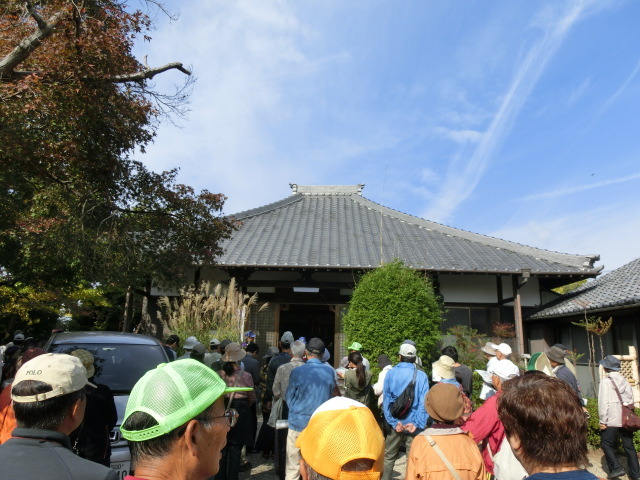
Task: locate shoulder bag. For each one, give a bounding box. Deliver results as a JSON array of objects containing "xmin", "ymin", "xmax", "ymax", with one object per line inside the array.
[
  {"xmin": 609, "ymin": 377, "xmax": 640, "ymax": 431},
  {"xmin": 390, "ymin": 364, "xmax": 417, "ymax": 419}
]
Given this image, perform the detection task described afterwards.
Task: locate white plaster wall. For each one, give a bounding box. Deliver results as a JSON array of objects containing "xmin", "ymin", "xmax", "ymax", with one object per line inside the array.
[
  {"xmin": 438, "ymin": 274, "xmax": 498, "ymax": 303},
  {"xmin": 439, "ymin": 274, "xmax": 542, "ymax": 306},
  {"xmin": 498, "ymin": 275, "xmax": 541, "ymax": 307},
  {"xmin": 518, "ymin": 277, "xmax": 542, "ymax": 306}
]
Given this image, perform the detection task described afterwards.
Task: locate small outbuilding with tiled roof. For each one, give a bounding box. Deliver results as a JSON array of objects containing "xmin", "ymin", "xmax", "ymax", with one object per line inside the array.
[
  {"xmin": 529, "ymin": 257, "xmax": 640, "ymax": 320},
  {"xmin": 155, "ymin": 184, "xmax": 603, "ymax": 363},
  {"xmin": 527, "ymin": 257, "xmax": 640, "ymax": 395}
]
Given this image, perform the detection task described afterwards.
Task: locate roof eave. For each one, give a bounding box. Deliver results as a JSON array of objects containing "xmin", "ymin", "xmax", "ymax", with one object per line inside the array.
[
  {"xmin": 528, "ymin": 299, "xmax": 640, "ymax": 320},
  {"xmin": 212, "ymin": 263, "xmax": 601, "ymax": 276}
]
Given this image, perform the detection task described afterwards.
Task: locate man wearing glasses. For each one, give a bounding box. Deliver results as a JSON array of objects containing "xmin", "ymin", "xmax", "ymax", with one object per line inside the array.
[{"xmin": 120, "ymin": 359, "xmax": 252, "ymax": 480}]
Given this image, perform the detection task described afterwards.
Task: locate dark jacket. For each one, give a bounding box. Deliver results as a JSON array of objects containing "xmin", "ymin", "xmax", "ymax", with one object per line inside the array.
[
  {"xmin": 263, "ymin": 352, "xmax": 291, "ymax": 403},
  {"xmin": 0, "ymin": 428, "xmax": 117, "ymax": 479},
  {"xmin": 70, "ymin": 382, "xmax": 118, "ymax": 466},
  {"xmin": 242, "ymin": 353, "xmax": 261, "ymax": 386}
]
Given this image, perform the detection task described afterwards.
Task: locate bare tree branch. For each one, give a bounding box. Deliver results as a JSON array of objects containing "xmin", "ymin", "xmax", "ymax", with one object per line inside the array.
[
  {"xmin": 109, "ymin": 62, "xmax": 191, "ymax": 83},
  {"xmin": 4, "ymin": 64, "xmax": 192, "ymax": 85},
  {"xmin": 0, "ymin": 5, "xmax": 69, "ymax": 79},
  {"xmin": 25, "ymin": 1, "xmax": 48, "ymax": 30}
]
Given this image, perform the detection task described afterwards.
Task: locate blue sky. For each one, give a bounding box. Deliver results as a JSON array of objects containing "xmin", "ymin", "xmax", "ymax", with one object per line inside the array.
[{"xmin": 136, "ymin": 0, "xmax": 640, "ymax": 273}]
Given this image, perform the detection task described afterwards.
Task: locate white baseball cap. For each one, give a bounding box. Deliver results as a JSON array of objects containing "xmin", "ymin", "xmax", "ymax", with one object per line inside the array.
[
  {"xmin": 491, "ymin": 359, "xmax": 520, "ymax": 380},
  {"xmin": 12, "ymin": 353, "xmax": 96, "ymax": 403},
  {"xmin": 399, "ymin": 343, "xmax": 417, "ymax": 357},
  {"xmin": 496, "ymin": 343, "xmax": 512, "ymax": 356}
]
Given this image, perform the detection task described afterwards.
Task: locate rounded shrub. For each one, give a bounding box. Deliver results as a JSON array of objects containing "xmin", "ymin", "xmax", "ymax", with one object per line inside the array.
[{"xmin": 343, "ymin": 260, "xmax": 443, "ymax": 373}]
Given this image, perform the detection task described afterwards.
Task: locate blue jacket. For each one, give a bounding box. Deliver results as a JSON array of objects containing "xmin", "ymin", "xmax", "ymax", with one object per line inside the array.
[
  {"xmin": 383, "ymin": 362, "xmax": 430, "ymax": 430},
  {"xmin": 286, "ymin": 358, "xmax": 336, "ymax": 431}
]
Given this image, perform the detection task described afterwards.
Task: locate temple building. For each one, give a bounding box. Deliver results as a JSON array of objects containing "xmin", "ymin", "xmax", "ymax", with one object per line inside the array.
[{"xmin": 154, "ymin": 184, "xmax": 602, "ymax": 363}]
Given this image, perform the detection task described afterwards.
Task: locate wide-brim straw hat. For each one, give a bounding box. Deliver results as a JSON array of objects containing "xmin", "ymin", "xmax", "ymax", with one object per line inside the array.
[
  {"xmin": 222, "ymin": 342, "xmax": 246, "ymax": 362},
  {"xmin": 432, "ymin": 355, "xmax": 455, "ymax": 380},
  {"xmin": 481, "ymin": 342, "xmax": 498, "ymax": 356}
]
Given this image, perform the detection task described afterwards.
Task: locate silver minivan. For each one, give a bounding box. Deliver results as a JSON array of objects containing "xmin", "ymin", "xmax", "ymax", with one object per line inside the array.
[{"xmin": 46, "ymin": 331, "xmax": 169, "ymax": 479}]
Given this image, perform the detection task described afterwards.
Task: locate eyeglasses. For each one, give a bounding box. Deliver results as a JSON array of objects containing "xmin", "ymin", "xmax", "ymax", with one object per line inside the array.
[{"xmin": 211, "ymin": 408, "xmax": 239, "ymax": 428}]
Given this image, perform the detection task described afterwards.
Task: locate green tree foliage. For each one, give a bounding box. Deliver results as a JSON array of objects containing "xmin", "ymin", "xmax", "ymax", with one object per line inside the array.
[
  {"xmin": 552, "ymin": 280, "xmax": 587, "ymax": 295},
  {"xmin": 0, "ymin": 1, "xmax": 236, "ymax": 325},
  {"xmin": 0, "ymin": 282, "xmax": 117, "ymax": 338},
  {"xmin": 445, "ymin": 325, "xmax": 488, "ymax": 371},
  {"xmin": 64, "ymin": 286, "xmax": 125, "ymax": 332},
  {"xmin": 343, "ymin": 260, "xmax": 443, "ymax": 371}
]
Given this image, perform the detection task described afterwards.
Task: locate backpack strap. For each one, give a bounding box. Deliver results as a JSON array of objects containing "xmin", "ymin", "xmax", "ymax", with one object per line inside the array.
[{"xmin": 425, "ymin": 434, "xmax": 463, "ymax": 480}]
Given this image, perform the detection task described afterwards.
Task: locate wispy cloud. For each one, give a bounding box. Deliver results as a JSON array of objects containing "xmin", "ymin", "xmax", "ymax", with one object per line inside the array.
[
  {"xmin": 135, "ymin": 1, "xmax": 323, "ymax": 212},
  {"xmin": 567, "ymin": 77, "xmax": 592, "ymax": 106},
  {"xmin": 490, "ymin": 203, "xmax": 640, "ymax": 272},
  {"xmin": 423, "ymin": 1, "xmax": 592, "ymax": 222},
  {"xmin": 434, "ymin": 127, "xmax": 483, "ymax": 144},
  {"xmin": 520, "ymin": 172, "xmax": 640, "ymax": 201},
  {"xmin": 582, "ymin": 59, "xmax": 640, "ymax": 132}
]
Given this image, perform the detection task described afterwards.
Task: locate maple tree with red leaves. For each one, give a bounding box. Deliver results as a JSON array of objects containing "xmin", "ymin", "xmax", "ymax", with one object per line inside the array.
[{"xmin": 0, "ymin": 1, "xmax": 235, "ymax": 318}]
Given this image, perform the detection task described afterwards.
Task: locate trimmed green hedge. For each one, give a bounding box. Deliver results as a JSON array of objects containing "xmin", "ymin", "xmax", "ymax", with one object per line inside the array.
[{"xmin": 343, "ymin": 260, "xmax": 443, "ymax": 372}]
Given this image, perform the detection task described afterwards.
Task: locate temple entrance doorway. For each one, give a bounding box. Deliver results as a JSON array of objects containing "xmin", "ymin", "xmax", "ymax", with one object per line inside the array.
[{"xmin": 279, "ymin": 304, "xmax": 336, "ymax": 364}]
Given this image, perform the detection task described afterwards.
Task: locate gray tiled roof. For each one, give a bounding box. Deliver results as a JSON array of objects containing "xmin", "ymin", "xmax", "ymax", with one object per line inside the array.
[
  {"xmin": 217, "ymin": 185, "xmax": 601, "ymax": 275},
  {"xmin": 529, "ymin": 257, "xmax": 640, "ymax": 319}
]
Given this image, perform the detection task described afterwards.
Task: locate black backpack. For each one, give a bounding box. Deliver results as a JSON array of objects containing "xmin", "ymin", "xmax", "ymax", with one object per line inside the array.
[{"xmin": 389, "ymin": 364, "xmax": 417, "ymax": 419}]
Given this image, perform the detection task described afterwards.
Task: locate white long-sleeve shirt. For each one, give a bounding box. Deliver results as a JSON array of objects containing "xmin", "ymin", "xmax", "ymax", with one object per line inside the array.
[
  {"xmin": 373, "ymin": 364, "xmax": 393, "ymax": 406},
  {"xmin": 598, "ymin": 371, "xmax": 634, "ymax": 427}
]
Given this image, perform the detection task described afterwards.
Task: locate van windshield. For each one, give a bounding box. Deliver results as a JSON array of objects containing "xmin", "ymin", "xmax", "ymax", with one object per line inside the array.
[{"xmin": 48, "ymin": 343, "xmax": 166, "ymax": 393}]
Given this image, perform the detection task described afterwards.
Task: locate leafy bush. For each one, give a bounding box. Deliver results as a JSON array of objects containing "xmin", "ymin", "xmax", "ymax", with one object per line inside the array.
[
  {"xmin": 343, "ymin": 260, "xmax": 443, "ymax": 372},
  {"xmin": 444, "ymin": 325, "xmax": 490, "ymax": 407},
  {"xmin": 585, "ymin": 397, "xmax": 640, "ymax": 451},
  {"xmin": 586, "ymin": 398, "xmax": 602, "ymax": 449},
  {"xmin": 445, "ymin": 325, "xmax": 488, "ymax": 372}
]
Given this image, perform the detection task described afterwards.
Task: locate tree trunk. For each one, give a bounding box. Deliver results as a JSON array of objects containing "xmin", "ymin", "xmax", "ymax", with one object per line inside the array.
[
  {"xmin": 136, "ymin": 280, "xmax": 164, "ymax": 339},
  {"xmin": 122, "ymin": 286, "xmax": 133, "ymax": 332}
]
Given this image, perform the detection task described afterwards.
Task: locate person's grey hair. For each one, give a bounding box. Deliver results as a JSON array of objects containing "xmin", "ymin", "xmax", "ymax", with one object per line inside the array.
[
  {"xmin": 306, "ymin": 459, "xmax": 375, "ymax": 480},
  {"xmin": 291, "ymin": 340, "xmax": 306, "ymax": 358}
]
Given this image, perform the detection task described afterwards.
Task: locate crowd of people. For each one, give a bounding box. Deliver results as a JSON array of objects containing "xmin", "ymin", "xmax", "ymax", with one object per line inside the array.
[{"xmin": 0, "ymin": 328, "xmax": 638, "ymax": 480}]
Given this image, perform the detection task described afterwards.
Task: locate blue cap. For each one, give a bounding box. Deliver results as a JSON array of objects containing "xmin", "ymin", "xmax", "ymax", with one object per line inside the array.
[{"xmin": 599, "ymin": 355, "xmax": 621, "ymax": 371}]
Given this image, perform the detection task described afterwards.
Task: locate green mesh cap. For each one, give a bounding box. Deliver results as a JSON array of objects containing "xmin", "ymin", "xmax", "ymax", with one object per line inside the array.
[{"xmin": 121, "ymin": 358, "xmax": 252, "ymax": 442}]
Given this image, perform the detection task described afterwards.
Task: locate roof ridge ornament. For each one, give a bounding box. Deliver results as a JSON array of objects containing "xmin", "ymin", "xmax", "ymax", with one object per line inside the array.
[{"xmin": 289, "ymin": 184, "xmax": 365, "ymax": 196}]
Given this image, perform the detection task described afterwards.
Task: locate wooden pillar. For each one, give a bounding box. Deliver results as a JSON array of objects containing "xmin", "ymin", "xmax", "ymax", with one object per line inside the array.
[
  {"xmin": 512, "ymin": 275, "xmax": 526, "ymax": 358},
  {"xmin": 514, "ymin": 287, "xmax": 525, "ymax": 357}
]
